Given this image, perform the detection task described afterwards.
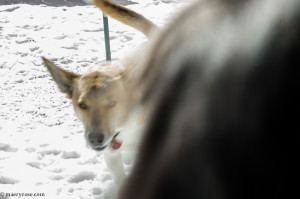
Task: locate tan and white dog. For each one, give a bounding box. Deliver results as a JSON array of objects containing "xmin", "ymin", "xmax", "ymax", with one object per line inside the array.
[{"xmin": 42, "ymin": 0, "xmax": 158, "ymax": 187}]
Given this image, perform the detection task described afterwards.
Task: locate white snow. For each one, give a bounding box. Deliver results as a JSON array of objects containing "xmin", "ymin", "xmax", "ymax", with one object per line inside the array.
[{"xmin": 0, "ymin": 1, "xmax": 190, "ymax": 198}]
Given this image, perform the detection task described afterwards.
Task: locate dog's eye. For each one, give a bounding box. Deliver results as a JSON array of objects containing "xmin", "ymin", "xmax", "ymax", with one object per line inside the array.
[
  {"xmin": 78, "ymin": 103, "xmax": 88, "ymax": 110},
  {"xmin": 106, "ymin": 101, "xmax": 117, "ymax": 108}
]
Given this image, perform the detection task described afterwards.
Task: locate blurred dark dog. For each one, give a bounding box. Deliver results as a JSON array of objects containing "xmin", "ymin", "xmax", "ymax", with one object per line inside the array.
[{"xmin": 119, "ymin": 0, "xmax": 300, "ymax": 199}]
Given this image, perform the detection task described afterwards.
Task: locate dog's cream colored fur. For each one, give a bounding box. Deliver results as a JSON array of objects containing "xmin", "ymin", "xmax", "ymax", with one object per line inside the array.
[{"xmin": 42, "ymin": 0, "xmax": 157, "ymax": 187}]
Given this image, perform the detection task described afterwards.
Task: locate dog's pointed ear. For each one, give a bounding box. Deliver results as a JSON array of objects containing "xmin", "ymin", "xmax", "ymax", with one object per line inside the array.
[{"xmin": 42, "ymin": 57, "xmax": 80, "ymax": 98}]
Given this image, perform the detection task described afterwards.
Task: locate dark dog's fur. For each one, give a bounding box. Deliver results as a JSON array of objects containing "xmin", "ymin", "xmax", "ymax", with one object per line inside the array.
[{"xmin": 119, "ymin": 0, "xmax": 300, "ymax": 199}]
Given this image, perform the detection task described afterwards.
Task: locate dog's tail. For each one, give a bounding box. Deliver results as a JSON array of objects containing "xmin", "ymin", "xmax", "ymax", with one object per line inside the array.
[{"xmin": 93, "ymin": 0, "xmax": 158, "ymax": 38}]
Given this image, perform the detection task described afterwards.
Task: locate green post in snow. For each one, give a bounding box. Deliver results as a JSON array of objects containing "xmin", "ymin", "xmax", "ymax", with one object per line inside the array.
[{"xmin": 103, "ymin": 15, "xmax": 111, "ymax": 61}]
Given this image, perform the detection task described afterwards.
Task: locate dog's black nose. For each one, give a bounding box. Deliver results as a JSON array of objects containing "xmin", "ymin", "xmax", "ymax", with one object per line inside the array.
[{"xmin": 87, "ymin": 131, "xmax": 105, "ymax": 147}]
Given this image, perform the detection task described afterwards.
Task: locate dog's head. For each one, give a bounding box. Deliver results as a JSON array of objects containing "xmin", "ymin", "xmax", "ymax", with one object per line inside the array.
[{"xmin": 42, "ymin": 58, "xmax": 129, "ymax": 151}]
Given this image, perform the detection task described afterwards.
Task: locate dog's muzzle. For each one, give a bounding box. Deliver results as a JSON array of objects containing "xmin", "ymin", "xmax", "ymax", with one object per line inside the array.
[{"xmin": 86, "ymin": 130, "xmax": 120, "ymax": 151}]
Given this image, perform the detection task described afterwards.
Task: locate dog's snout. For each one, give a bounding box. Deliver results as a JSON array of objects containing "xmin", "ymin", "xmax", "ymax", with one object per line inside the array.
[{"xmin": 87, "ymin": 131, "xmax": 105, "ymax": 147}]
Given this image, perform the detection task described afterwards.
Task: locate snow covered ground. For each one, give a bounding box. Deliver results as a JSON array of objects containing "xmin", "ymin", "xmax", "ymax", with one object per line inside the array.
[{"xmin": 0, "ymin": 1, "xmax": 191, "ymax": 198}]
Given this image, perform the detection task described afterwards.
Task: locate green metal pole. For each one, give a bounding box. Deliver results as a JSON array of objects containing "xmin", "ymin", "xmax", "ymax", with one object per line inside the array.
[{"xmin": 103, "ymin": 15, "xmax": 111, "ymax": 61}]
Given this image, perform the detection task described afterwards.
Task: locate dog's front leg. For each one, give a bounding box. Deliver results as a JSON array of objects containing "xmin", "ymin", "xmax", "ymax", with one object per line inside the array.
[{"xmin": 103, "ymin": 150, "xmax": 126, "ymax": 188}]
